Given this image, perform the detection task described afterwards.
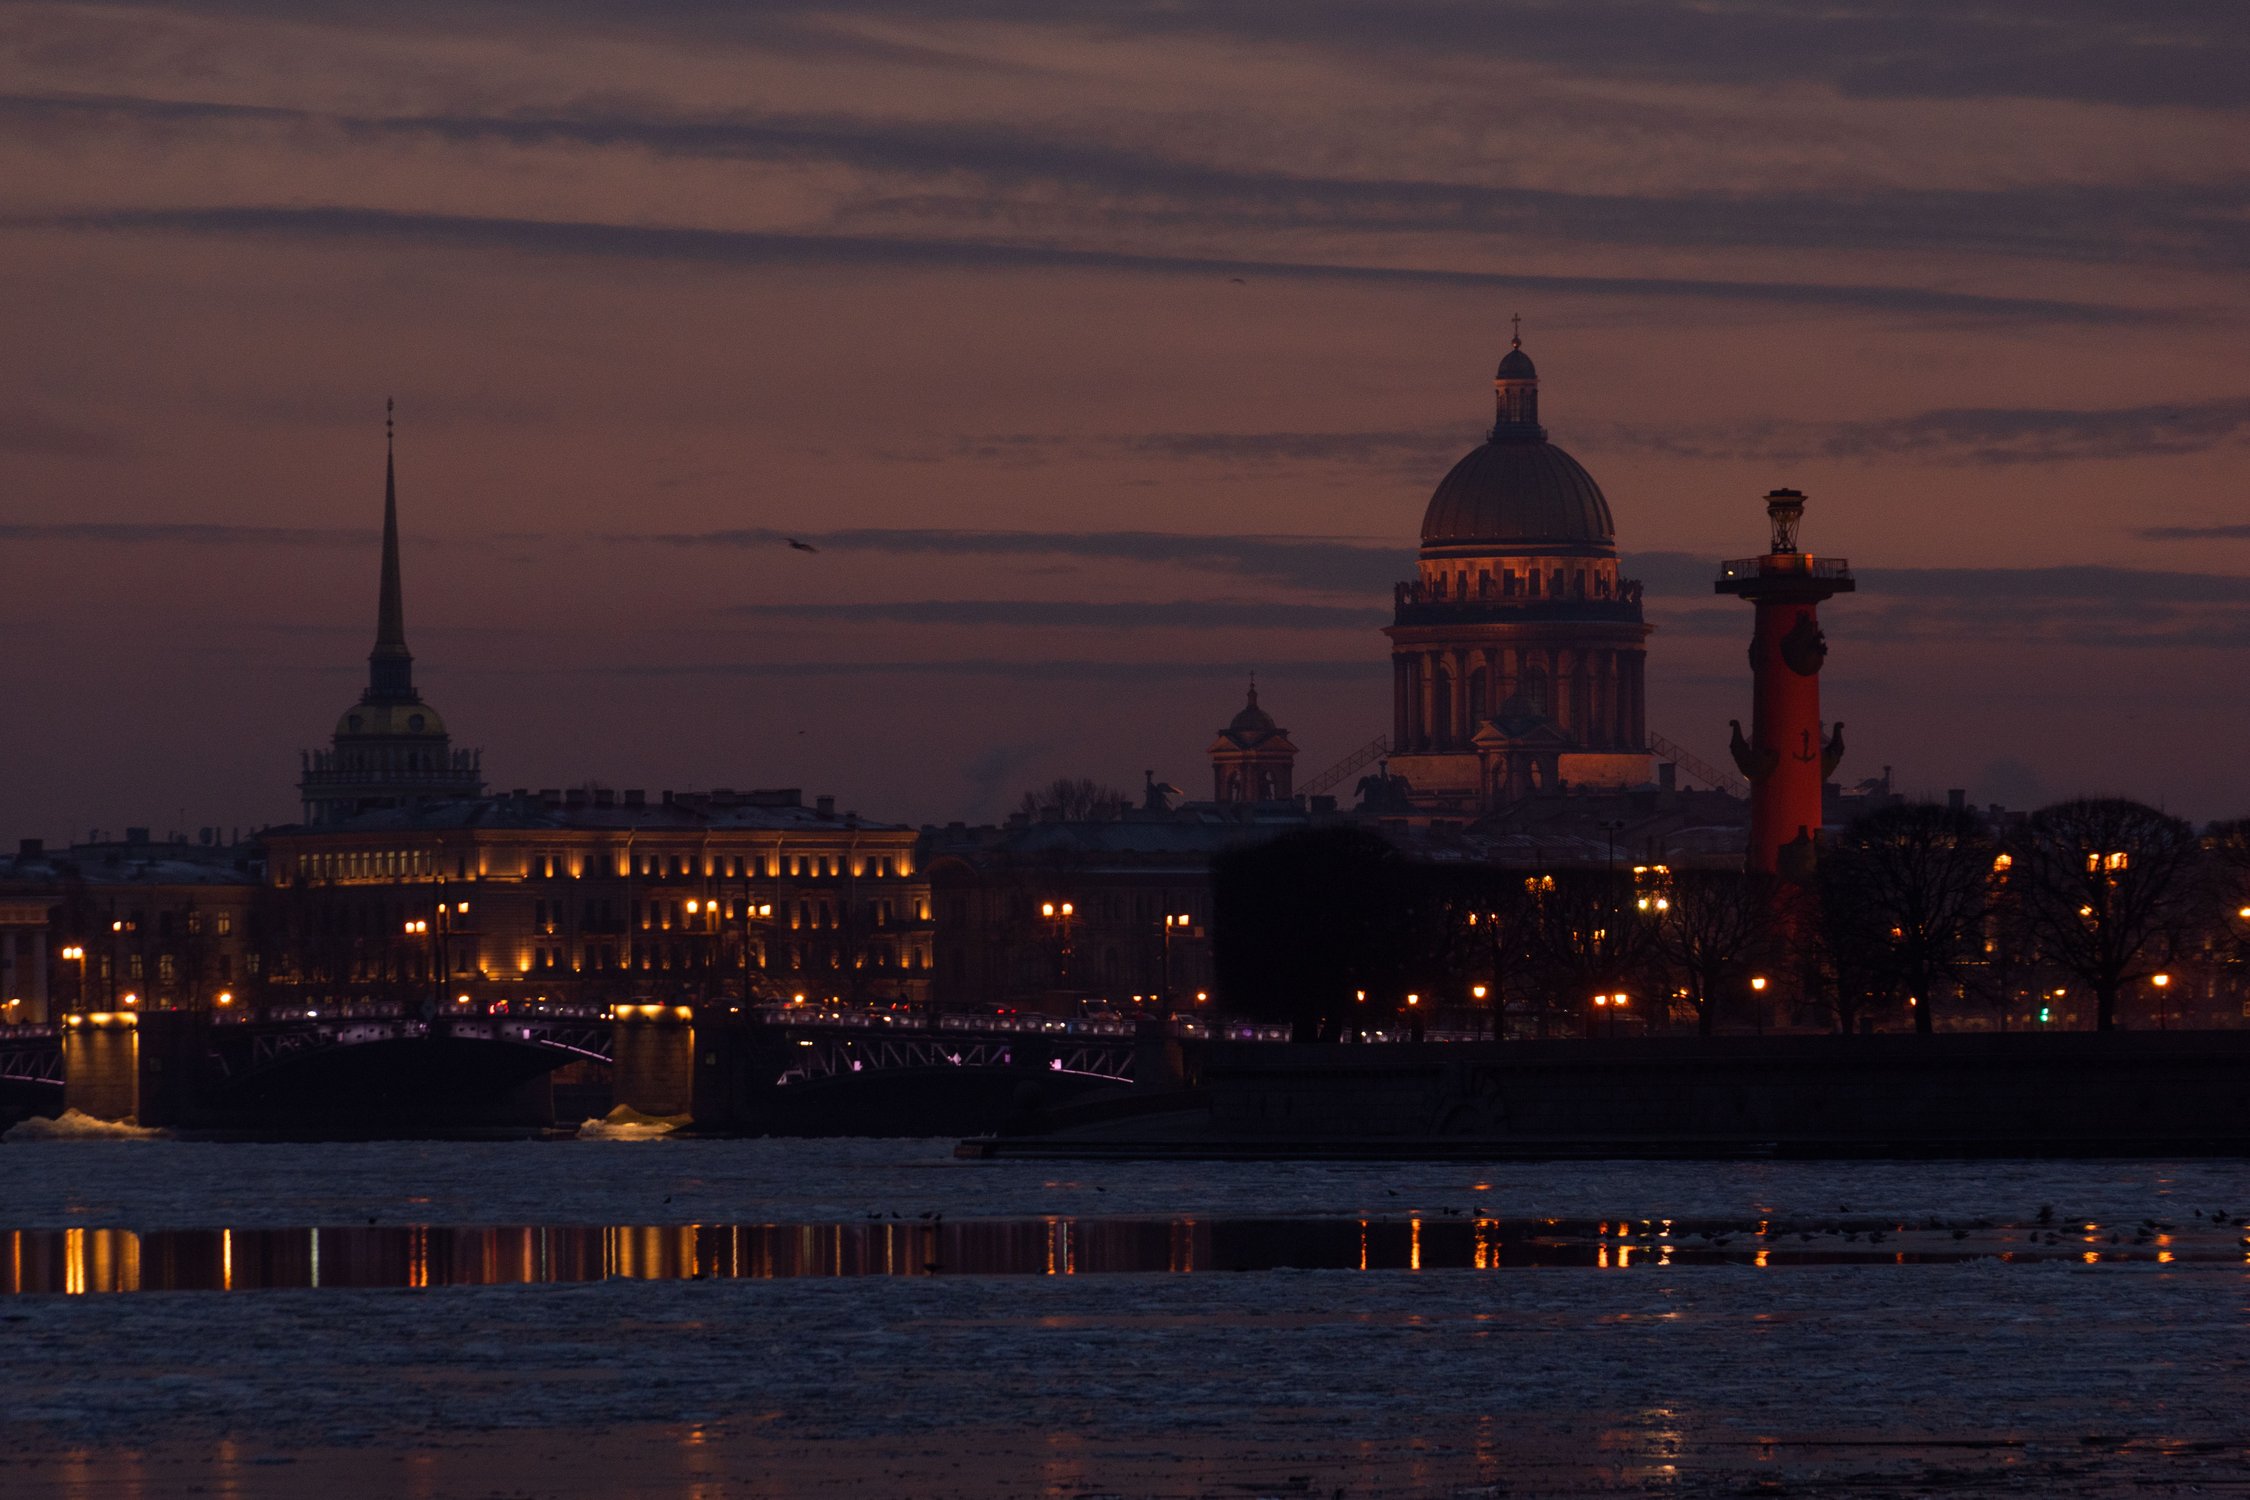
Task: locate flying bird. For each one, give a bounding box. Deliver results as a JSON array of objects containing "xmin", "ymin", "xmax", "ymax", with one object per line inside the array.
[{"xmin": 786, "ymin": 537, "xmax": 818, "ymax": 553}]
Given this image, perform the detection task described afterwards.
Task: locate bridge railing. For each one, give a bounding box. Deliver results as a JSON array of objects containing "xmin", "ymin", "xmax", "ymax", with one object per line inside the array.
[{"xmin": 750, "ymin": 1005, "xmax": 1295, "ymax": 1041}]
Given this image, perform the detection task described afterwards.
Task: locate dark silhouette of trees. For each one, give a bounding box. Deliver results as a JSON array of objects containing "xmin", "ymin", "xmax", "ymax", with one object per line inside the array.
[
  {"xmin": 1016, "ymin": 778, "xmax": 1130, "ymax": 822},
  {"xmin": 1796, "ymin": 861, "xmax": 1894, "ymax": 1033},
  {"xmin": 1526, "ymin": 869, "xmax": 1657, "ymax": 1035},
  {"xmin": 1649, "ymin": 869, "xmax": 1780, "ymax": 1036},
  {"xmin": 2017, "ymin": 797, "xmax": 2199, "ymax": 1030},
  {"xmin": 1431, "ymin": 865, "xmax": 1541, "ymax": 1037},
  {"xmin": 1211, "ymin": 827, "xmax": 1428, "ymax": 1041},
  {"xmin": 1823, "ymin": 803, "xmax": 1998, "ymax": 1034}
]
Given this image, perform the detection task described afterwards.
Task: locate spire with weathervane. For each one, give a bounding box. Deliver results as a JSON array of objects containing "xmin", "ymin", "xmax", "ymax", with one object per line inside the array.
[
  {"xmin": 367, "ymin": 398, "xmax": 416, "ymax": 703},
  {"xmin": 296, "ymin": 402, "xmax": 485, "ymax": 825}
]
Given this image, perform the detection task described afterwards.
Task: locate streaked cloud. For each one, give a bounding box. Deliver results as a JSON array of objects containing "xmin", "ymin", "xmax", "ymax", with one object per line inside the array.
[
  {"xmin": 2136, "ymin": 523, "xmax": 2250, "ymax": 541},
  {"xmin": 593, "ymin": 656, "xmax": 1387, "ymax": 682},
  {"xmin": 0, "ymin": 409, "xmax": 127, "ymax": 459},
  {"xmin": 726, "ymin": 599, "xmax": 1385, "ymax": 629},
  {"xmin": 8, "ymin": 88, "xmax": 2244, "ymax": 275},
  {"xmin": 1630, "ymin": 551, "xmax": 2250, "ymax": 605},
  {"xmin": 24, "ymin": 1, "xmax": 2250, "ymax": 110},
  {"xmin": 43, "ymin": 206, "xmax": 2137, "ymax": 324},
  {"xmin": 1597, "ymin": 399, "xmax": 2250, "ymax": 467},
  {"xmin": 640, "ymin": 526, "xmax": 1410, "ymax": 594},
  {"xmin": 0, "ymin": 521, "xmax": 370, "ymax": 545}
]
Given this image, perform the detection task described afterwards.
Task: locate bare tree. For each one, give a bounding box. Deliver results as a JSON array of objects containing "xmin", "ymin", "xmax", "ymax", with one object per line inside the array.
[
  {"xmin": 1650, "ymin": 869, "xmax": 1780, "ymax": 1036},
  {"xmin": 1527, "ymin": 869, "xmax": 1658, "ymax": 1036},
  {"xmin": 1432, "ymin": 865, "xmax": 1541, "ymax": 1038},
  {"xmin": 1795, "ymin": 866, "xmax": 1893, "ymax": 1034},
  {"xmin": 1826, "ymin": 803, "xmax": 1997, "ymax": 1034},
  {"xmin": 1017, "ymin": 777, "xmax": 1131, "ymax": 822},
  {"xmin": 2018, "ymin": 798, "xmax": 2199, "ymax": 1030}
]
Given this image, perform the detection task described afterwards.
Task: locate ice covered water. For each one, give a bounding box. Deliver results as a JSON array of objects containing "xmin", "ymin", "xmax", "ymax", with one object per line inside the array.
[{"xmin": 2, "ymin": 1136, "xmax": 2247, "ymax": 1497}]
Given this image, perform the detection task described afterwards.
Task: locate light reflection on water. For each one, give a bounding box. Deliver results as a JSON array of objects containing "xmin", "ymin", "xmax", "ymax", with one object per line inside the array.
[{"xmin": 4, "ymin": 1215, "xmax": 2239, "ymax": 1295}]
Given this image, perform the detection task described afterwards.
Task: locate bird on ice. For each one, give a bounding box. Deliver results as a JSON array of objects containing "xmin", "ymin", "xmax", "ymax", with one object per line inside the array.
[{"xmin": 785, "ymin": 537, "xmax": 818, "ymax": 553}]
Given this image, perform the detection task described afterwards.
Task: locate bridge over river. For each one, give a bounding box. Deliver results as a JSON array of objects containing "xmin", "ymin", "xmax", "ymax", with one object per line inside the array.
[{"xmin": 0, "ymin": 1008, "xmax": 1287, "ymax": 1136}]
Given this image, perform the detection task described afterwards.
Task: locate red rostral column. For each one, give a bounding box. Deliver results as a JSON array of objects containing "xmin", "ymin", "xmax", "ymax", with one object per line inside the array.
[{"xmin": 1716, "ymin": 489, "xmax": 1854, "ymax": 877}]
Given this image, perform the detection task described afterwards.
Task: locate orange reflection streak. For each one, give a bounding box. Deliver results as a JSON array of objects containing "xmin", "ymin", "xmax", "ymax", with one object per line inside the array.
[
  {"xmin": 222, "ymin": 1227, "xmax": 233, "ymax": 1292},
  {"xmin": 1754, "ymin": 1247, "xmax": 1768, "ymax": 1268},
  {"xmin": 1358, "ymin": 1219, "xmax": 1368, "ymax": 1272},
  {"xmin": 1474, "ymin": 1221, "xmax": 1489, "ymax": 1270},
  {"xmin": 1410, "ymin": 1217, "xmax": 1422, "ymax": 1272}
]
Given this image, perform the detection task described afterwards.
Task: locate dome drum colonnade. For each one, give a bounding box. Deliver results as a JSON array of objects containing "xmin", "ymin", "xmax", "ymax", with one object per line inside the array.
[{"xmin": 1382, "ymin": 334, "xmax": 1652, "ymax": 813}]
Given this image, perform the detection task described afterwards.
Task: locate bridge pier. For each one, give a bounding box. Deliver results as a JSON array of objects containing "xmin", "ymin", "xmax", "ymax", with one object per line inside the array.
[
  {"xmin": 610, "ymin": 1006, "xmax": 698, "ymax": 1120},
  {"xmin": 62, "ymin": 1011, "xmax": 206, "ymax": 1126}
]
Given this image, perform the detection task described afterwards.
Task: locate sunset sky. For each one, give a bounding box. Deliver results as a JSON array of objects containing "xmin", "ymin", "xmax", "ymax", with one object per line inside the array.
[{"xmin": 5, "ymin": 1, "xmax": 2249, "ymax": 838}]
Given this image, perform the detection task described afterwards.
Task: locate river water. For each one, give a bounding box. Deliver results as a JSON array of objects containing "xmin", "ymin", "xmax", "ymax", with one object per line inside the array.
[{"xmin": 3, "ymin": 1131, "xmax": 2247, "ymax": 1496}]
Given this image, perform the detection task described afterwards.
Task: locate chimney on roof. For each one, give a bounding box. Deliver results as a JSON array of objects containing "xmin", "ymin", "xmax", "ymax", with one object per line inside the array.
[
  {"xmin": 815, "ymin": 795, "xmax": 836, "ymax": 818},
  {"xmin": 593, "ymin": 789, "xmax": 615, "ymax": 808},
  {"xmin": 566, "ymin": 788, "xmax": 588, "ymax": 807},
  {"xmin": 1657, "ymin": 763, "xmax": 1677, "ymax": 792},
  {"xmin": 538, "ymin": 788, "xmax": 561, "ymax": 805},
  {"xmin": 624, "ymin": 789, "xmax": 646, "ymax": 808},
  {"xmin": 17, "ymin": 838, "xmax": 42, "ymax": 859}
]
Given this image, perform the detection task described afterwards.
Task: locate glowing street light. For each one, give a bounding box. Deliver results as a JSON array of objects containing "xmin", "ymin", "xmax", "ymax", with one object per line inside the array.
[{"xmin": 1750, "ymin": 976, "xmax": 1768, "ymax": 992}]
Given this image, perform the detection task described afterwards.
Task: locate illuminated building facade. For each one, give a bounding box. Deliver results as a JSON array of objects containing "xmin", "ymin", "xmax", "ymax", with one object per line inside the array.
[
  {"xmin": 922, "ymin": 818, "xmax": 1289, "ymax": 1015},
  {"xmin": 0, "ymin": 833, "xmax": 261, "ymax": 1021},
  {"xmin": 261, "ymin": 787, "xmax": 931, "ymax": 1013},
  {"xmin": 1384, "ymin": 333, "xmax": 1651, "ymax": 816},
  {"xmin": 298, "ymin": 408, "xmax": 484, "ymax": 824}
]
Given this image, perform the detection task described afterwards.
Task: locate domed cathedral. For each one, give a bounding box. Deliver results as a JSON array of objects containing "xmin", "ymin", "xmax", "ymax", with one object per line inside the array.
[
  {"xmin": 1209, "ymin": 683, "xmax": 1298, "ymax": 803},
  {"xmin": 1382, "ymin": 327, "xmax": 1651, "ymax": 815},
  {"xmin": 297, "ymin": 404, "xmax": 485, "ymax": 824}
]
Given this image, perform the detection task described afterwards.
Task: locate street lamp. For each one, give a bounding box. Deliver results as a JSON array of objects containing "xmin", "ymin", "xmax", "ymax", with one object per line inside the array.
[
  {"xmin": 2152, "ymin": 971, "xmax": 2172, "ymax": 1030},
  {"xmin": 1041, "ymin": 900, "xmax": 1075, "ymax": 996},
  {"xmin": 1161, "ymin": 912, "xmax": 1193, "ymax": 1020},
  {"xmin": 61, "ymin": 945, "xmax": 86, "ymax": 1016},
  {"xmin": 1592, "ymin": 992, "xmax": 1628, "ymax": 1038}
]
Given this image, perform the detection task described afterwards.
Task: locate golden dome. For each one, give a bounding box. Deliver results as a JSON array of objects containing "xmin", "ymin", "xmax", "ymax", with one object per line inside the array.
[{"xmin": 334, "ymin": 699, "xmax": 449, "ymax": 740}]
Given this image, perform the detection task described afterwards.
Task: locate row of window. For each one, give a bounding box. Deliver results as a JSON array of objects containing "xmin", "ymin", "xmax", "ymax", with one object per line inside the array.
[
  {"xmin": 295, "ymin": 848, "xmax": 918, "ymax": 883},
  {"xmin": 530, "ymin": 897, "xmax": 931, "ymax": 931},
  {"xmin": 1424, "ymin": 563, "xmax": 1619, "ymax": 601}
]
